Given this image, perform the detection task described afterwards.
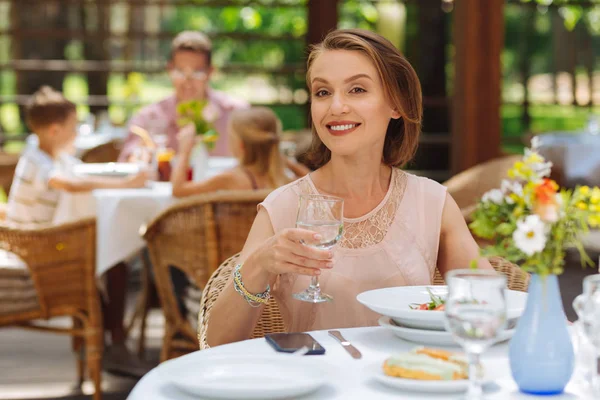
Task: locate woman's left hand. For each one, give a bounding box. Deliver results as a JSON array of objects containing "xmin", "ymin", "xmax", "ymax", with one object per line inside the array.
[{"xmin": 177, "ymin": 123, "xmax": 197, "ymax": 152}]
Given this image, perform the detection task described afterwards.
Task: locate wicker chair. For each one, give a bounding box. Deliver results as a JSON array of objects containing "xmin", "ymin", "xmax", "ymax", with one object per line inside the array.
[
  {"xmin": 0, "ymin": 218, "xmax": 102, "ymax": 400},
  {"xmin": 198, "ymin": 255, "xmax": 529, "ymax": 349},
  {"xmin": 143, "ymin": 190, "xmax": 272, "ymax": 361},
  {"xmin": 432, "ymin": 256, "xmax": 530, "ymax": 291},
  {"xmin": 81, "ymin": 140, "xmax": 123, "ymax": 164},
  {"xmin": 0, "ymin": 152, "xmax": 20, "ymax": 195},
  {"xmin": 443, "ymin": 155, "xmax": 521, "ymax": 221},
  {"xmin": 198, "ymin": 253, "xmax": 285, "ymax": 350}
]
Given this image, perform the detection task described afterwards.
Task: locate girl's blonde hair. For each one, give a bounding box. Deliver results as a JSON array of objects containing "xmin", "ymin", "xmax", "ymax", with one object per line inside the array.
[{"xmin": 229, "ymin": 107, "xmax": 288, "ymax": 188}]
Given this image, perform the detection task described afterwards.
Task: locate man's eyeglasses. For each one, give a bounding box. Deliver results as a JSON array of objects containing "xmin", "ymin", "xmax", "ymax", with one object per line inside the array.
[{"xmin": 169, "ymin": 69, "xmax": 208, "ymax": 81}]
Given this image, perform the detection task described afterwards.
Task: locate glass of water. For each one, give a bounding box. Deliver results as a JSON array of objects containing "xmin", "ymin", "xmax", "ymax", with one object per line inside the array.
[
  {"xmin": 292, "ymin": 194, "xmax": 343, "ymax": 303},
  {"xmin": 445, "ymin": 269, "xmax": 507, "ymax": 399},
  {"xmin": 577, "ymin": 274, "xmax": 600, "ymax": 395}
]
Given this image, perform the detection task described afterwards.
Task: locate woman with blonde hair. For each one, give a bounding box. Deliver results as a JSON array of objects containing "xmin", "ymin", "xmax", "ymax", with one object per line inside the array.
[
  {"xmin": 206, "ymin": 29, "xmax": 493, "ymax": 347},
  {"xmin": 171, "ymin": 106, "xmax": 306, "ymax": 197}
]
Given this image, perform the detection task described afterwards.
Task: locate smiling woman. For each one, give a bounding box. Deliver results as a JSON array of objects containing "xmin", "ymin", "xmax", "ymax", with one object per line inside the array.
[{"xmin": 205, "ymin": 29, "xmax": 493, "ymax": 348}]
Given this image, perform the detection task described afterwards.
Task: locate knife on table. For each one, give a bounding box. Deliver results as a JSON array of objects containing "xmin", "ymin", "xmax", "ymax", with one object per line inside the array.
[{"xmin": 328, "ymin": 330, "xmax": 362, "ymax": 359}]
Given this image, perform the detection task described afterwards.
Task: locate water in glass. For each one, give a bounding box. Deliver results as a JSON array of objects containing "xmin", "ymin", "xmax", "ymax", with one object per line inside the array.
[
  {"xmin": 445, "ymin": 269, "xmax": 507, "ymax": 399},
  {"xmin": 293, "ymin": 194, "xmax": 343, "ymax": 303}
]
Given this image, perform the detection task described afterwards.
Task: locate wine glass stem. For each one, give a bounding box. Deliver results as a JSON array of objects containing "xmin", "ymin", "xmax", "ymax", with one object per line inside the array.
[
  {"xmin": 466, "ymin": 352, "xmax": 483, "ymax": 399},
  {"xmin": 309, "ymin": 276, "xmax": 321, "ymax": 296}
]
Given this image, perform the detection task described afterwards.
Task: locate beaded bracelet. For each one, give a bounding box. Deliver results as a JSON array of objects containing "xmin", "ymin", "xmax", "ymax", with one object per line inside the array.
[{"xmin": 232, "ymin": 263, "xmax": 271, "ymax": 308}]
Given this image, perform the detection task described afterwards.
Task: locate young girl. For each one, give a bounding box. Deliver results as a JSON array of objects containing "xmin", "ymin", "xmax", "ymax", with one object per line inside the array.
[
  {"xmin": 171, "ymin": 107, "xmax": 307, "ymax": 197},
  {"xmin": 207, "ymin": 29, "xmax": 493, "ymax": 347}
]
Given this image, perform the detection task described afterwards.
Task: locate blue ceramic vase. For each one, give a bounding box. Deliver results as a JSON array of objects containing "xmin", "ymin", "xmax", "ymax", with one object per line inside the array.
[{"xmin": 509, "ymin": 274, "xmax": 574, "ymax": 395}]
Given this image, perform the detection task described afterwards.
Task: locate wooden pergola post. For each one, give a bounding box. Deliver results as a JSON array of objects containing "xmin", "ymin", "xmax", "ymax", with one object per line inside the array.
[
  {"xmin": 307, "ymin": 0, "xmax": 339, "ymax": 45},
  {"xmin": 451, "ymin": 0, "xmax": 505, "ymax": 173}
]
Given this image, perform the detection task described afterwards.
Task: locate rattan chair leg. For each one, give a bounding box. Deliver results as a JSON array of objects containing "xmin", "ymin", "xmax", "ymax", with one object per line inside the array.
[
  {"xmin": 161, "ymin": 328, "xmax": 173, "ymax": 363},
  {"xmin": 72, "ymin": 318, "xmax": 85, "ymax": 387},
  {"xmin": 86, "ymin": 336, "xmax": 102, "ymax": 400},
  {"xmin": 137, "ymin": 255, "xmax": 152, "ymax": 359},
  {"xmin": 76, "ymin": 344, "xmax": 85, "ymax": 388},
  {"xmin": 89, "ymin": 358, "xmax": 102, "ymax": 400}
]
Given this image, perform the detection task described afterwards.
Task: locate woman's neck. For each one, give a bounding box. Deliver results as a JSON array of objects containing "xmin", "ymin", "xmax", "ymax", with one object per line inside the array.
[{"xmin": 312, "ymin": 154, "xmax": 392, "ymax": 200}]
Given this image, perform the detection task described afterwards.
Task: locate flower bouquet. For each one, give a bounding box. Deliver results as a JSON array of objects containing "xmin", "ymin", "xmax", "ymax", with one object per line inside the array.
[
  {"xmin": 468, "ymin": 137, "xmax": 600, "ymax": 394},
  {"xmin": 176, "ymin": 99, "xmax": 219, "ymax": 150},
  {"xmin": 469, "ymin": 138, "xmax": 600, "ymax": 276}
]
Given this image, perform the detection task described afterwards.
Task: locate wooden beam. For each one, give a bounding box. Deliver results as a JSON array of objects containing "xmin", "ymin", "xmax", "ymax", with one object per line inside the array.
[
  {"xmin": 307, "ymin": 0, "xmax": 339, "ymax": 46},
  {"xmin": 451, "ymin": 0, "xmax": 504, "ymax": 173}
]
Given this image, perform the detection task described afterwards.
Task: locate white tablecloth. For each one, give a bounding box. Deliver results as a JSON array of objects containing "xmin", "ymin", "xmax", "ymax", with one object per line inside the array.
[
  {"xmin": 26, "ymin": 128, "xmax": 127, "ymax": 158},
  {"xmin": 92, "ymin": 157, "xmax": 238, "ymax": 276},
  {"xmin": 536, "ymin": 132, "xmax": 600, "ymax": 188},
  {"xmin": 127, "ymin": 327, "xmax": 591, "ymax": 400}
]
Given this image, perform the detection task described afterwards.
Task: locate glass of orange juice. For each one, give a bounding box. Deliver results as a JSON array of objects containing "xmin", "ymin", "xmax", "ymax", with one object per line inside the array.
[{"xmin": 156, "ymin": 148, "xmax": 175, "ymax": 182}]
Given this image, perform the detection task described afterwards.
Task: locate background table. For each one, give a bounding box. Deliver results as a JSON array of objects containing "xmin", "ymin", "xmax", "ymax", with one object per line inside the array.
[
  {"xmin": 26, "ymin": 128, "xmax": 127, "ymax": 158},
  {"xmin": 128, "ymin": 326, "xmax": 591, "ymax": 400},
  {"xmin": 536, "ymin": 132, "xmax": 600, "ymax": 188},
  {"xmin": 91, "ymin": 157, "xmax": 237, "ymax": 276}
]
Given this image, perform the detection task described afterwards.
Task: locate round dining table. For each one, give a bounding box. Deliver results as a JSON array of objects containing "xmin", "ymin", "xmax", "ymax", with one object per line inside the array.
[
  {"xmin": 127, "ymin": 326, "xmax": 591, "ymax": 400},
  {"xmin": 91, "ymin": 157, "xmax": 238, "ymax": 276}
]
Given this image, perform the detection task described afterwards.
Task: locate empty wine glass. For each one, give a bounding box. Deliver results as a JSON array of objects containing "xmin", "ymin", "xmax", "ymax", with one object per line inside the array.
[
  {"xmin": 292, "ymin": 194, "xmax": 343, "ymax": 303},
  {"xmin": 577, "ymin": 274, "xmax": 600, "ymax": 395},
  {"xmin": 445, "ymin": 270, "xmax": 507, "ymax": 399}
]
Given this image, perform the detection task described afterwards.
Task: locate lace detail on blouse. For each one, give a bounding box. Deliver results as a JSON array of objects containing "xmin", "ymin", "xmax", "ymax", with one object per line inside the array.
[{"xmin": 299, "ymin": 169, "xmax": 408, "ymax": 249}]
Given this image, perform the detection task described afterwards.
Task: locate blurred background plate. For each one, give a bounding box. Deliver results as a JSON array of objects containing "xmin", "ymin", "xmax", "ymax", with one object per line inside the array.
[{"xmin": 73, "ymin": 162, "xmax": 140, "ymax": 177}]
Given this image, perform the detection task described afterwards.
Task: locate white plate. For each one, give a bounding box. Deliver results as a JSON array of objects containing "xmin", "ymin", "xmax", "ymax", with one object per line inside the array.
[
  {"xmin": 378, "ymin": 316, "xmax": 515, "ymax": 346},
  {"xmin": 357, "ymin": 286, "xmax": 527, "ymax": 331},
  {"xmin": 371, "ymin": 360, "xmax": 493, "ymax": 393},
  {"xmin": 158, "ymin": 354, "xmax": 328, "ymax": 399},
  {"xmin": 73, "ymin": 162, "xmax": 139, "ymax": 177}
]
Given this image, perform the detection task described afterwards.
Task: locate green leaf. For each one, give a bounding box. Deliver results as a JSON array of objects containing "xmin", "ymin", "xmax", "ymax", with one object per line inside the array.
[
  {"xmin": 469, "ymin": 259, "xmax": 479, "ymax": 270},
  {"xmin": 496, "ymin": 222, "xmax": 514, "ymax": 236},
  {"xmin": 559, "ymin": 6, "xmax": 584, "ymax": 31}
]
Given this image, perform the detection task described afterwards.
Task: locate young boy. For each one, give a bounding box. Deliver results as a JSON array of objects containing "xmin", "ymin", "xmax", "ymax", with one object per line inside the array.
[
  {"xmin": 6, "ymin": 86, "xmax": 147, "ymax": 227},
  {"xmin": 6, "ymin": 86, "xmax": 150, "ymax": 376}
]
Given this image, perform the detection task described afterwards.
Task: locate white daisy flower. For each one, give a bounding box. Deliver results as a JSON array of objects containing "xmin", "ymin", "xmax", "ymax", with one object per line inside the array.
[
  {"xmin": 482, "ymin": 189, "xmax": 504, "ymax": 204},
  {"xmin": 501, "ymin": 180, "xmax": 523, "ymax": 204},
  {"xmin": 513, "ymin": 215, "xmax": 547, "ymax": 256}
]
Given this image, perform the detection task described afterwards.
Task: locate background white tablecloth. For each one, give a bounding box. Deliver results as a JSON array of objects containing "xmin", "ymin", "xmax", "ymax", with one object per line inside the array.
[
  {"xmin": 536, "ymin": 132, "xmax": 600, "ymax": 188},
  {"xmin": 26, "ymin": 128, "xmax": 127, "ymax": 158},
  {"xmin": 91, "ymin": 157, "xmax": 237, "ymax": 276},
  {"xmin": 127, "ymin": 327, "xmax": 591, "ymax": 400}
]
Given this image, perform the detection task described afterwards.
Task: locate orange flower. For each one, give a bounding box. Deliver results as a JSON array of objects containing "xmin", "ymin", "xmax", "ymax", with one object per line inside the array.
[{"xmin": 535, "ymin": 179, "xmax": 559, "ymax": 205}]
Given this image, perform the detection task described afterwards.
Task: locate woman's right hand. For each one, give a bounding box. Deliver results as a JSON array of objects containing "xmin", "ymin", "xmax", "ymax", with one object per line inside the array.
[{"xmin": 245, "ymin": 228, "xmax": 334, "ymax": 278}]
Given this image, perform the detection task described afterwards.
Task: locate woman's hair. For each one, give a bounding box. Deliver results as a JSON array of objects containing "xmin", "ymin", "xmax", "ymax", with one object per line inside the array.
[
  {"xmin": 25, "ymin": 86, "xmax": 76, "ymax": 132},
  {"xmin": 229, "ymin": 107, "xmax": 288, "ymax": 188},
  {"xmin": 305, "ymin": 29, "xmax": 423, "ymax": 169}
]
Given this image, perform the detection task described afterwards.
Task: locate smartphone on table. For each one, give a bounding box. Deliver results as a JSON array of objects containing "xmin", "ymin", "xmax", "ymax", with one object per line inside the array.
[{"xmin": 265, "ymin": 332, "xmax": 326, "ymax": 355}]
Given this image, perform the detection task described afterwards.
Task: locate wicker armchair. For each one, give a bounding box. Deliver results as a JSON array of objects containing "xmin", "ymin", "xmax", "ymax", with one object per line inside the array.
[
  {"xmin": 0, "ymin": 152, "xmax": 20, "ymax": 194},
  {"xmin": 143, "ymin": 190, "xmax": 272, "ymax": 361},
  {"xmin": 443, "ymin": 155, "xmax": 521, "ymax": 221},
  {"xmin": 0, "ymin": 218, "xmax": 102, "ymax": 400},
  {"xmin": 432, "ymin": 256, "xmax": 530, "ymax": 292},
  {"xmin": 81, "ymin": 140, "xmax": 123, "ymax": 164},
  {"xmin": 198, "ymin": 255, "xmax": 529, "ymax": 349},
  {"xmin": 198, "ymin": 253, "xmax": 285, "ymax": 350}
]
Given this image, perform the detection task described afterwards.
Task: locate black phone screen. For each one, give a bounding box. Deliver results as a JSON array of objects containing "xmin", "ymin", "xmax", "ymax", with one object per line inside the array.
[{"xmin": 265, "ymin": 333, "xmax": 326, "ymax": 355}]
